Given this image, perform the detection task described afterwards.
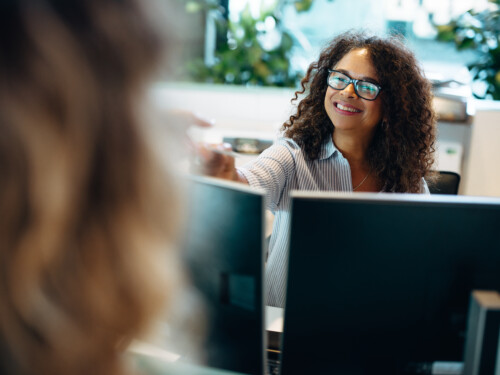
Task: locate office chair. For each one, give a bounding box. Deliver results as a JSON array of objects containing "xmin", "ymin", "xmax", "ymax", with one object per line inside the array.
[{"xmin": 427, "ymin": 171, "xmax": 461, "ymax": 195}]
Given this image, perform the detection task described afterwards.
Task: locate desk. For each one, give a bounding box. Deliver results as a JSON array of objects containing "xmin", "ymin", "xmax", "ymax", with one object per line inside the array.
[
  {"xmin": 266, "ymin": 306, "xmax": 284, "ymax": 352},
  {"xmin": 134, "ymin": 308, "xmax": 285, "ymax": 374}
]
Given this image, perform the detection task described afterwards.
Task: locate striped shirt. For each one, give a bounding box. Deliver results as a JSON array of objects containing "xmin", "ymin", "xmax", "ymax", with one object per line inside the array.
[{"xmin": 238, "ymin": 137, "xmax": 429, "ymax": 308}]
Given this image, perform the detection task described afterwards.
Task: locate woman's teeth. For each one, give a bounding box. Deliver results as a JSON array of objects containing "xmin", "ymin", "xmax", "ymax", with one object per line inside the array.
[{"xmin": 337, "ymin": 103, "xmax": 360, "ymax": 113}]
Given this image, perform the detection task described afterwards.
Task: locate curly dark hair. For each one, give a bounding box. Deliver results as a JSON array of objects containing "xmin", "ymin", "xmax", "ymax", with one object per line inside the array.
[{"xmin": 283, "ymin": 30, "xmax": 436, "ymax": 193}]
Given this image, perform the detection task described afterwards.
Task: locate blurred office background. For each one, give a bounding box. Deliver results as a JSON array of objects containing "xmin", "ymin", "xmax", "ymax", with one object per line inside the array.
[{"xmin": 155, "ymin": 0, "xmax": 500, "ymax": 197}]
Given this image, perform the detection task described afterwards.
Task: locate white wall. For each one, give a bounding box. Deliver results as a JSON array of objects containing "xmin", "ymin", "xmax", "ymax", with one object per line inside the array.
[
  {"xmin": 151, "ymin": 82, "xmax": 296, "ymax": 138},
  {"xmin": 153, "ymin": 83, "xmax": 500, "ymax": 197},
  {"xmin": 461, "ymin": 100, "xmax": 500, "ymax": 197}
]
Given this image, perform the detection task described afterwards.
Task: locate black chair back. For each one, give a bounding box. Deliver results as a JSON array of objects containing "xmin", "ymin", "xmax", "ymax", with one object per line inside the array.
[{"xmin": 428, "ymin": 171, "xmax": 461, "ymax": 195}]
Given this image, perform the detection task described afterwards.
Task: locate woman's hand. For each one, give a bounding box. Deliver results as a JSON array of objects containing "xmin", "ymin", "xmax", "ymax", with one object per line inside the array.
[
  {"xmin": 167, "ymin": 109, "xmax": 248, "ymax": 184},
  {"xmin": 194, "ymin": 142, "xmax": 238, "ymax": 180},
  {"xmin": 193, "ymin": 142, "xmax": 247, "ymax": 184},
  {"xmin": 167, "ymin": 109, "xmax": 215, "ymax": 130}
]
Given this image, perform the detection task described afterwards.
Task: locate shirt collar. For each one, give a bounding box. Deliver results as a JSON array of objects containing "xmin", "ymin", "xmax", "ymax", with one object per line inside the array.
[{"xmin": 317, "ymin": 137, "xmax": 339, "ymax": 160}]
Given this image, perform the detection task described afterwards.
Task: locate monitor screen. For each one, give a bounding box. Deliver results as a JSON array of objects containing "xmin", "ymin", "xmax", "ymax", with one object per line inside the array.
[
  {"xmin": 281, "ymin": 192, "xmax": 500, "ymax": 375},
  {"xmin": 181, "ymin": 176, "xmax": 266, "ymax": 375}
]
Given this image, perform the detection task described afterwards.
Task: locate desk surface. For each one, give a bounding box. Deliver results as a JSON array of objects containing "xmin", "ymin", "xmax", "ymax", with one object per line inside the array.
[
  {"xmin": 266, "ymin": 306, "xmax": 284, "ymax": 333},
  {"xmin": 266, "ymin": 306, "xmax": 284, "ymax": 352}
]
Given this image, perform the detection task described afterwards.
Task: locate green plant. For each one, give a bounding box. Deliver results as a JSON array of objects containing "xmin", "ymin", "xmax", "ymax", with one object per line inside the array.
[
  {"xmin": 186, "ymin": 5, "xmax": 300, "ymax": 86},
  {"xmin": 436, "ymin": 0, "xmax": 500, "ymax": 99},
  {"xmin": 183, "ymin": 0, "xmax": 326, "ymax": 87}
]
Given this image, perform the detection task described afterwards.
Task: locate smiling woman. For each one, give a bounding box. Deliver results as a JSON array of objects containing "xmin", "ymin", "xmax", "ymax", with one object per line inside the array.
[
  {"xmin": 284, "ymin": 31, "xmax": 436, "ymax": 193},
  {"xmin": 323, "ymin": 48, "xmax": 385, "ymax": 180},
  {"xmin": 198, "ymin": 30, "xmax": 437, "ymax": 308}
]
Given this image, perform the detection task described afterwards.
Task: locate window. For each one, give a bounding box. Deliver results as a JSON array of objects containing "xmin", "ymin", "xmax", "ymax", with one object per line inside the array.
[{"xmin": 228, "ymin": 0, "xmax": 486, "ymax": 84}]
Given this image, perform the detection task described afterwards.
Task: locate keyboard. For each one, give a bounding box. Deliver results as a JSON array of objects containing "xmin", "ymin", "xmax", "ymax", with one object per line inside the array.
[
  {"xmin": 266, "ymin": 349, "xmax": 280, "ymax": 375},
  {"xmin": 267, "ymin": 358, "xmax": 280, "ymax": 375}
]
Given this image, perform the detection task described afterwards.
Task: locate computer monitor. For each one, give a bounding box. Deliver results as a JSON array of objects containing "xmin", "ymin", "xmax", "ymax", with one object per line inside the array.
[
  {"xmin": 181, "ymin": 176, "xmax": 266, "ymax": 375},
  {"xmin": 280, "ymin": 192, "xmax": 500, "ymax": 375}
]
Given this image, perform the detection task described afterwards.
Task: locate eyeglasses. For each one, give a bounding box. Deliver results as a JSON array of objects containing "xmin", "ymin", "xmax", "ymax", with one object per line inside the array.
[{"xmin": 326, "ymin": 69, "xmax": 382, "ymax": 101}]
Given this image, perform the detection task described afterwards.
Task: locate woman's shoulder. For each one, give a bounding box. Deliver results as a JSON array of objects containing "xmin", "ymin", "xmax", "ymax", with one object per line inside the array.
[
  {"xmin": 257, "ymin": 137, "xmax": 307, "ymax": 165},
  {"xmin": 266, "ymin": 137, "xmax": 302, "ymax": 155},
  {"xmin": 420, "ymin": 177, "xmax": 430, "ymax": 194}
]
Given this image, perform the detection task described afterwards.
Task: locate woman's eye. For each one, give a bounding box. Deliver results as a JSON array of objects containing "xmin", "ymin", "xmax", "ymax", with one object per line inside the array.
[
  {"xmin": 332, "ymin": 76, "xmax": 348, "ymax": 85},
  {"xmin": 359, "ymin": 84, "xmax": 376, "ymax": 93}
]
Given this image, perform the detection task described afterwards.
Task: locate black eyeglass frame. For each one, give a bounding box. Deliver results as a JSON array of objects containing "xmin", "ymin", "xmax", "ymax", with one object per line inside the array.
[{"xmin": 326, "ymin": 69, "xmax": 382, "ymax": 101}]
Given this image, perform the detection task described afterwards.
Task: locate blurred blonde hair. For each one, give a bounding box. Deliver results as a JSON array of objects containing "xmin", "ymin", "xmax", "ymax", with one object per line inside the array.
[{"xmin": 0, "ymin": 0, "xmax": 183, "ymax": 374}]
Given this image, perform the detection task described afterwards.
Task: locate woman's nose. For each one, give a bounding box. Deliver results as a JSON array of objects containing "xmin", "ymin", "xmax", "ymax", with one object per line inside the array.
[{"xmin": 340, "ymin": 83, "xmax": 358, "ymax": 98}]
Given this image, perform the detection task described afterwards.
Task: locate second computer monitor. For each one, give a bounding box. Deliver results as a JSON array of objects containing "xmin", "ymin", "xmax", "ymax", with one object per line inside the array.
[
  {"xmin": 281, "ymin": 192, "xmax": 500, "ymax": 375},
  {"xmin": 182, "ymin": 176, "xmax": 266, "ymax": 375}
]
